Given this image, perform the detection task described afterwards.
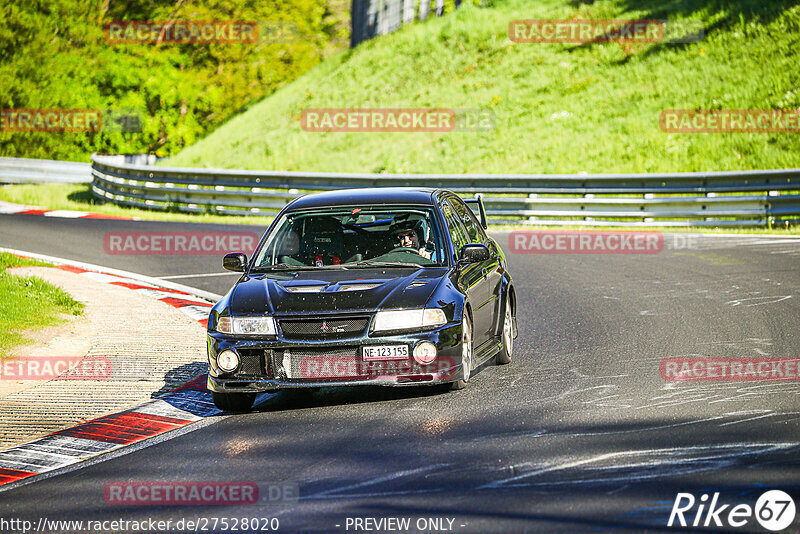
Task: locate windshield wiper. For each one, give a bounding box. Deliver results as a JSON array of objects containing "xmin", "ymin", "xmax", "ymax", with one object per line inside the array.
[
  {"xmin": 351, "ymin": 261, "xmax": 423, "ymax": 268},
  {"xmin": 250, "ymin": 264, "xmax": 301, "ymax": 272},
  {"xmin": 250, "ymin": 263, "xmax": 335, "ymax": 271}
]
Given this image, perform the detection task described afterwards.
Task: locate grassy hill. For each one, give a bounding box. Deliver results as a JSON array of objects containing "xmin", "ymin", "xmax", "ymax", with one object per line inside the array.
[{"xmin": 166, "ymin": 0, "xmax": 800, "ymax": 174}]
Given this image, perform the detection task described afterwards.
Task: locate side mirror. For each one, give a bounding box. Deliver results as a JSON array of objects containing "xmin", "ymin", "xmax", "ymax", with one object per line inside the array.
[
  {"xmin": 223, "ymin": 252, "xmax": 247, "ymax": 272},
  {"xmin": 459, "ymin": 243, "xmax": 490, "ymax": 264}
]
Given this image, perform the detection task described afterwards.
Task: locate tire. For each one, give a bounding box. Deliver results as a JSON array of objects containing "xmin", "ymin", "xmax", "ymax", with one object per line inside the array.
[
  {"xmin": 450, "ymin": 313, "xmax": 473, "ymax": 390},
  {"xmin": 212, "ymin": 391, "xmax": 256, "ymax": 412},
  {"xmin": 496, "ymin": 293, "xmax": 513, "ymax": 365}
]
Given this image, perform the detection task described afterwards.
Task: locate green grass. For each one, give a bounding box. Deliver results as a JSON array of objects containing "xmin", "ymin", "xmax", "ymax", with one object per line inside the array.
[
  {"xmin": 164, "ymin": 0, "xmax": 800, "ymax": 174},
  {"xmin": 0, "ymin": 184, "xmax": 275, "ymax": 226},
  {"xmin": 0, "ymin": 253, "xmax": 84, "ymax": 357},
  {"xmin": 0, "ymin": 254, "xmax": 51, "ymax": 270}
]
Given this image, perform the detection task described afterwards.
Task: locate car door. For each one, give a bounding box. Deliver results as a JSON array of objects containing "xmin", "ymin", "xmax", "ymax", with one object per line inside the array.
[
  {"xmin": 442, "ymin": 200, "xmax": 491, "ymax": 345},
  {"xmin": 450, "ymin": 197, "xmax": 501, "ymax": 339}
]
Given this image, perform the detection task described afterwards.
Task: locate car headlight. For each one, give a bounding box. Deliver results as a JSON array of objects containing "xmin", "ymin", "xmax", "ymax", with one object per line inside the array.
[
  {"xmin": 215, "ymin": 316, "xmax": 277, "ymax": 335},
  {"xmin": 373, "ymin": 308, "xmax": 447, "ymax": 333}
]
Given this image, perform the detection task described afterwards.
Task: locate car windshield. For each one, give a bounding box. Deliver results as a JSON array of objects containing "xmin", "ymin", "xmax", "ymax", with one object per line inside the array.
[{"xmin": 251, "ymin": 206, "xmax": 446, "ymax": 269}]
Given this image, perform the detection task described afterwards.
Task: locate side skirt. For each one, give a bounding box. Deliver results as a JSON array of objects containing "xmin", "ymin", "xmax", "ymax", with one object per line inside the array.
[{"xmin": 472, "ymin": 337, "xmax": 502, "ymax": 369}]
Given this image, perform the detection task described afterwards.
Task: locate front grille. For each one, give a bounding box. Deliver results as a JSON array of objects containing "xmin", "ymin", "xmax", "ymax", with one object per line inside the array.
[
  {"xmin": 279, "ymin": 347, "xmax": 363, "ymax": 380},
  {"xmin": 279, "ymin": 317, "xmax": 370, "ymax": 339},
  {"xmin": 235, "ymin": 348, "xmax": 268, "ymax": 377}
]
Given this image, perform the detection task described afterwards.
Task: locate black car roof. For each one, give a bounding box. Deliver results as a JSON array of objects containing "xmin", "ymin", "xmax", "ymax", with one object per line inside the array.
[{"xmin": 285, "ymin": 188, "xmax": 439, "ymax": 211}]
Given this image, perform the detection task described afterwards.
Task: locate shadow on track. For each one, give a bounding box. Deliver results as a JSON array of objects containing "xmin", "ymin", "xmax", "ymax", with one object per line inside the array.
[{"xmin": 249, "ymin": 360, "xmax": 497, "ymax": 413}]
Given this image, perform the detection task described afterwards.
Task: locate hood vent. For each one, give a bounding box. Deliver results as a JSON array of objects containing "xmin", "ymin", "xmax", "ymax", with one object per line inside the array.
[
  {"xmin": 282, "ymin": 282, "xmax": 383, "ymax": 293},
  {"xmin": 337, "ymin": 283, "xmax": 382, "ymax": 292},
  {"xmin": 283, "ymin": 285, "xmax": 325, "ymax": 293}
]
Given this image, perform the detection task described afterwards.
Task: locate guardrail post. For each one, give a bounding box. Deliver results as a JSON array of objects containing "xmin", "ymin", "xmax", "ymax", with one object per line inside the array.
[
  {"xmin": 527, "ymin": 193, "xmax": 538, "ymax": 224},
  {"xmin": 419, "ymin": 0, "xmax": 430, "ymax": 20},
  {"xmin": 704, "ymin": 191, "xmax": 715, "ymax": 222},
  {"xmin": 584, "ymin": 193, "xmax": 593, "ymax": 223},
  {"xmin": 385, "ymin": 0, "xmax": 403, "ymax": 33},
  {"xmin": 403, "ymin": 0, "xmax": 416, "ymax": 23}
]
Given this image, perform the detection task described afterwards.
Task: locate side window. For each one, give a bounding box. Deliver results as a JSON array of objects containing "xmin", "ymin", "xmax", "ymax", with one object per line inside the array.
[
  {"xmin": 442, "ymin": 203, "xmax": 469, "ymax": 257},
  {"xmin": 451, "ymin": 198, "xmax": 485, "ymax": 243}
]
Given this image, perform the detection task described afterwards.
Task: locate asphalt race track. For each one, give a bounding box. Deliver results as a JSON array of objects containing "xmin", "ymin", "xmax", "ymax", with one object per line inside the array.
[{"xmin": 1, "ymin": 214, "xmax": 799, "ymax": 533}]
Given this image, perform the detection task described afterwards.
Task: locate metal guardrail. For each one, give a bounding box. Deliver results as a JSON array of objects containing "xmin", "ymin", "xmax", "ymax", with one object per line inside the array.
[
  {"xmin": 89, "ymin": 154, "xmax": 800, "ymax": 227},
  {"xmin": 351, "ymin": 0, "xmax": 459, "ymax": 48},
  {"xmin": 0, "ymin": 157, "xmax": 92, "ymax": 184}
]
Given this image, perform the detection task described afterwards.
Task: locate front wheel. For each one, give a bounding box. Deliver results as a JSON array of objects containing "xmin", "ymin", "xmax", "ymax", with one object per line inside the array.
[
  {"xmin": 212, "ymin": 391, "xmax": 256, "ymax": 412},
  {"xmin": 496, "ymin": 293, "xmax": 513, "ymax": 365},
  {"xmin": 450, "ymin": 314, "xmax": 473, "ymax": 390}
]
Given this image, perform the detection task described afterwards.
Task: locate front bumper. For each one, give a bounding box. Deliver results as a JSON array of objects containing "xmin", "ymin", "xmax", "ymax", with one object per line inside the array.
[{"xmin": 207, "ymin": 320, "xmax": 463, "ymax": 393}]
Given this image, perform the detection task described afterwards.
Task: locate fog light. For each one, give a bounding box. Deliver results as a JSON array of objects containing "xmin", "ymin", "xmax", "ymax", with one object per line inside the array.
[
  {"xmin": 217, "ymin": 350, "xmax": 239, "ymax": 372},
  {"xmin": 413, "ymin": 342, "xmax": 437, "ymax": 364}
]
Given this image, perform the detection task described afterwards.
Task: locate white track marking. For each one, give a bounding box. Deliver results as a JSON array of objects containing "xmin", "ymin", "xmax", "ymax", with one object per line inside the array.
[
  {"xmin": 307, "ymin": 464, "xmax": 449, "ymax": 498},
  {"xmin": 132, "ymin": 288, "xmax": 210, "ymax": 303},
  {"xmin": 0, "ymin": 206, "xmax": 29, "ymax": 214},
  {"xmin": 0, "ymin": 247, "xmax": 222, "ymax": 301},
  {"xmin": 159, "ymin": 272, "xmax": 240, "ymax": 279},
  {"xmin": 0, "ymin": 435, "xmax": 119, "ymax": 472},
  {"xmin": 726, "ymin": 295, "xmax": 792, "ymax": 307},
  {"xmin": 42, "ymin": 210, "xmax": 90, "ymax": 218},
  {"xmin": 479, "ymin": 442, "xmax": 797, "ymax": 490},
  {"xmin": 133, "ymin": 399, "xmax": 203, "ymax": 421},
  {"xmin": 479, "ymin": 453, "xmax": 622, "ymax": 489},
  {"xmin": 178, "ymin": 305, "xmax": 214, "ymax": 320},
  {"xmin": 718, "ymin": 411, "xmax": 779, "ymax": 427}
]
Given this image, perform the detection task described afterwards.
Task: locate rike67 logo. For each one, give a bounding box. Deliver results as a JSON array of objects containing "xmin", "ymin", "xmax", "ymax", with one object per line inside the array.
[{"xmin": 668, "ymin": 490, "xmax": 796, "ymax": 531}]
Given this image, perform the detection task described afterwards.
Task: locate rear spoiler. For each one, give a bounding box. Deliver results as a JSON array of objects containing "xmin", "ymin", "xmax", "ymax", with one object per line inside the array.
[{"xmin": 464, "ymin": 195, "xmax": 488, "ymax": 229}]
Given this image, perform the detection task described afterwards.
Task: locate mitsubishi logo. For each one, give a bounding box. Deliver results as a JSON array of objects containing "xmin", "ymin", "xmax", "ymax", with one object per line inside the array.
[{"xmin": 320, "ymin": 321, "xmax": 344, "ymax": 334}]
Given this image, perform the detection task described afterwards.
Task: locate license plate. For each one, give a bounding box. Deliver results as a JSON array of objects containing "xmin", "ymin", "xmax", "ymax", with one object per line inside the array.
[{"xmin": 362, "ymin": 345, "xmax": 408, "ymax": 361}]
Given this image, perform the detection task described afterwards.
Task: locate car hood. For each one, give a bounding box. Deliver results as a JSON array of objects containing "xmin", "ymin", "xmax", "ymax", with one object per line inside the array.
[{"xmin": 227, "ymin": 267, "xmax": 447, "ymax": 316}]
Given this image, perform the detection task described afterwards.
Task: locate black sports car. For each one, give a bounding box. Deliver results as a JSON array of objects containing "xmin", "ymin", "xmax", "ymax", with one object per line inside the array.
[{"xmin": 207, "ymin": 187, "xmax": 517, "ymax": 411}]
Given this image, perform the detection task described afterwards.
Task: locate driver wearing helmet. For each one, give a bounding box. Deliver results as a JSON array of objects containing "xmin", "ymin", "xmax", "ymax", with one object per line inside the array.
[{"xmin": 392, "ymin": 221, "xmax": 432, "ymax": 259}]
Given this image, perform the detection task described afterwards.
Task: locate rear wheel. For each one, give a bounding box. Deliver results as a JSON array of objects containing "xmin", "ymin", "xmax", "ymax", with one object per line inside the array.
[
  {"xmin": 450, "ymin": 314, "xmax": 472, "ymax": 390},
  {"xmin": 212, "ymin": 391, "xmax": 256, "ymax": 412},
  {"xmin": 496, "ymin": 293, "xmax": 513, "ymax": 365}
]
